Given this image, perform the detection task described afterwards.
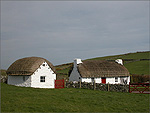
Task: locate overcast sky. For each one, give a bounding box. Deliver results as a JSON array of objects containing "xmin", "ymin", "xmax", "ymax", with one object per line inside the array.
[{"xmin": 1, "ymin": 1, "xmax": 149, "ymax": 69}]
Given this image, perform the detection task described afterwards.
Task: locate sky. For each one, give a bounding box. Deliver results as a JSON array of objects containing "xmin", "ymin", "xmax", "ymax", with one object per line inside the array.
[{"xmin": 1, "ymin": 1, "xmax": 149, "ymax": 69}]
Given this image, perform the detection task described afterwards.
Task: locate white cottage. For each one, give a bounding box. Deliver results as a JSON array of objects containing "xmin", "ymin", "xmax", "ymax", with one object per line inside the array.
[
  {"xmin": 69, "ymin": 59, "xmax": 130, "ymax": 85},
  {"xmin": 6, "ymin": 57, "xmax": 56, "ymax": 88}
]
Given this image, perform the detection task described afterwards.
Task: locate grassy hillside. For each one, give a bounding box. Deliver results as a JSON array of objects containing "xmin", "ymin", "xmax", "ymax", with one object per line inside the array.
[
  {"xmin": 1, "ymin": 83, "xmax": 149, "ymax": 112},
  {"xmin": 55, "ymin": 51, "xmax": 150, "ymax": 78},
  {"xmin": 89, "ymin": 51, "xmax": 149, "ymax": 60},
  {"xmin": 125, "ymin": 60, "xmax": 149, "ymax": 75}
]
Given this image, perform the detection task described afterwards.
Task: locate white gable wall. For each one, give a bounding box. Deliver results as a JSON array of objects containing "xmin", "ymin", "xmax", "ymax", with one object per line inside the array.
[
  {"xmin": 69, "ymin": 66, "xmax": 81, "ymax": 82},
  {"xmin": 69, "ymin": 59, "xmax": 82, "ymax": 82},
  {"xmin": 8, "ymin": 75, "xmax": 31, "ymax": 87},
  {"xmin": 31, "ymin": 62, "xmax": 56, "ymax": 88}
]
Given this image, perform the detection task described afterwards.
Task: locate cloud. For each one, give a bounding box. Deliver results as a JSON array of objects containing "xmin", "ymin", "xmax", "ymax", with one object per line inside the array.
[{"xmin": 1, "ymin": 1, "xmax": 149, "ymax": 69}]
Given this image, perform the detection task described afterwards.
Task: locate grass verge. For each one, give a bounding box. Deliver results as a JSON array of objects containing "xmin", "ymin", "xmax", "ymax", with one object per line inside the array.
[{"xmin": 1, "ymin": 83, "xmax": 149, "ymax": 112}]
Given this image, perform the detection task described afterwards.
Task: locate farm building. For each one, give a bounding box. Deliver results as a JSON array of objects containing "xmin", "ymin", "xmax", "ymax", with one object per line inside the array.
[
  {"xmin": 6, "ymin": 57, "xmax": 56, "ymax": 88},
  {"xmin": 69, "ymin": 59, "xmax": 130, "ymax": 85}
]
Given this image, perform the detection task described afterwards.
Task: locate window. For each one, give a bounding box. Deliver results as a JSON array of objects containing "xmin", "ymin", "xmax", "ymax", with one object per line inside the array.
[
  {"xmin": 115, "ymin": 77, "xmax": 118, "ymax": 82},
  {"xmin": 40, "ymin": 76, "xmax": 45, "ymax": 82}
]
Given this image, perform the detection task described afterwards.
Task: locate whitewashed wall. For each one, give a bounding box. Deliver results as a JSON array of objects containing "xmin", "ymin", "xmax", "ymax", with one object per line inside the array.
[
  {"xmin": 79, "ymin": 77, "xmax": 130, "ymax": 84},
  {"xmin": 120, "ymin": 76, "xmax": 130, "ymax": 84},
  {"xmin": 31, "ymin": 62, "xmax": 56, "ymax": 88},
  {"xmin": 81, "ymin": 78, "xmax": 101, "ymax": 83},
  {"xmin": 81, "ymin": 78, "xmax": 92, "ymax": 83},
  {"xmin": 106, "ymin": 77, "xmax": 130, "ymax": 84},
  {"xmin": 106, "ymin": 77, "xmax": 115, "ymax": 84},
  {"xmin": 95, "ymin": 78, "xmax": 101, "ymax": 83},
  {"xmin": 128, "ymin": 76, "xmax": 130, "ymax": 84},
  {"xmin": 8, "ymin": 75, "xmax": 31, "ymax": 87}
]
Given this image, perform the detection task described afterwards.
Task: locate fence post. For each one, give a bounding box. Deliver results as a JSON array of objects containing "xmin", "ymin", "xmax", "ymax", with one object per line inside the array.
[
  {"xmin": 93, "ymin": 80, "xmax": 96, "ymax": 90},
  {"xmin": 108, "ymin": 82, "xmax": 110, "ymax": 91},
  {"xmin": 65, "ymin": 79, "xmax": 68, "ymax": 88},
  {"xmin": 63, "ymin": 79, "xmax": 65, "ymax": 88},
  {"xmin": 129, "ymin": 82, "xmax": 130, "ymax": 93},
  {"xmin": 54, "ymin": 80, "xmax": 56, "ymax": 88},
  {"xmin": 79, "ymin": 80, "xmax": 81, "ymax": 88}
]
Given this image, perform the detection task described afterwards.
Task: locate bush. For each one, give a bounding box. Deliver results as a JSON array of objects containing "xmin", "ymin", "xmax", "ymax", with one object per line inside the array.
[{"xmin": 131, "ymin": 74, "xmax": 150, "ymax": 83}]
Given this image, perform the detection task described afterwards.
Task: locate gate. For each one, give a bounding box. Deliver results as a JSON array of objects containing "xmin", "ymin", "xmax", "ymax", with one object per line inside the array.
[
  {"xmin": 55, "ymin": 79, "xmax": 64, "ymax": 89},
  {"xmin": 129, "ymin": 82, "xmax": 150, "ymax": 94}
]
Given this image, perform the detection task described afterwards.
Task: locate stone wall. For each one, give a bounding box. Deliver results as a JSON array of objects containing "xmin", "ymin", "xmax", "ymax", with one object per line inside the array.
[
  {"xmin": 65, "ymin": 81, "xmax": 129, "ymax": 92},
  {"xmin": 1, "ymin": 75, "xmax": 7, "ymax": 83}
]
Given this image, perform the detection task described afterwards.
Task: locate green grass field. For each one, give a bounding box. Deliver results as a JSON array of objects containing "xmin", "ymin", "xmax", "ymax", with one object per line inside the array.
[
  {"xmin": 124, "ymin": 60, "xmax": 149, "ymax": 75},
  {"xmin": 1, "ymin": 83, "xmax": 149, "ymax": 112}
]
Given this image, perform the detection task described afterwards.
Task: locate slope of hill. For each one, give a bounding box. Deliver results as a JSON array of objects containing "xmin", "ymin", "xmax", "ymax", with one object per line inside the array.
[
  {"xmin": 125, "ymin": 60, "xmax": 149, "ymax": 75},
  {"xmin": 55, "ymin": 51, "xmax": 150, "ymax": 80},
  {"xmin": 88, "ymin": 51, "xmax": 149, "ymax": 60}
]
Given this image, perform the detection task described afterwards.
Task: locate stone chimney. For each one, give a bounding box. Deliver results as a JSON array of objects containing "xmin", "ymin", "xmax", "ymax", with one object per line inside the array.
[
  {"xmin": 115, "ymin": 59, "xmax": 123, "ymax": 65},
  {"xmin": 74, "ymin": 58, "xmax": 82, "ymax": 67}
]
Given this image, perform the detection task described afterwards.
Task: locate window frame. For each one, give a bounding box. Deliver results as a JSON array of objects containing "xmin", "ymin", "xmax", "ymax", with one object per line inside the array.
[
  {"xmin": 40, "ymin": 76, "xmax": 45, "ymax": 82},
  {"xmin": 115, "ymin": 77, "xmax": 118, "ymax": 82}
]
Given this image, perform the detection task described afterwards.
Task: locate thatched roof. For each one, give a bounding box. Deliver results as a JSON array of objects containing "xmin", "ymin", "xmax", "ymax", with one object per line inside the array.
[
  {"xmin": 77, "ymin": 60, "xmax": 129, "ymax": 77},
  {"xmin": 7, "ymin": 57, "xmax": 55, "ymax": 76}
]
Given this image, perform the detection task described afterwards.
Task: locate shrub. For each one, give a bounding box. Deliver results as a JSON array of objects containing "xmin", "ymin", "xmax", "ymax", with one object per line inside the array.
[{"xmin": 131, "ymin": 74, "xmax": 150, "ymax": 83}]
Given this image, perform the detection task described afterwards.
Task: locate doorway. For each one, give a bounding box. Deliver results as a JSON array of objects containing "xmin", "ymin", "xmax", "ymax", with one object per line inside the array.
[{"xmin": 101, "ymin": 77, "xmax": 106, "ymax": 84}]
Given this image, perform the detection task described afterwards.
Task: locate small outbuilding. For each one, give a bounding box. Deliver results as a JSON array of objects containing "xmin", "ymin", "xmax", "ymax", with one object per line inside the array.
[
  {"xmin": 69, "ymin": 59, "xmax": 130, "ymax": 84},
  {"xmin": 6, "ymin": 57, "xmax": 56, "ymax": 88}
]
